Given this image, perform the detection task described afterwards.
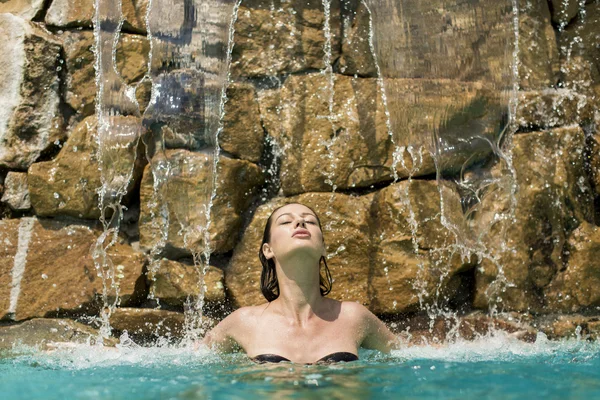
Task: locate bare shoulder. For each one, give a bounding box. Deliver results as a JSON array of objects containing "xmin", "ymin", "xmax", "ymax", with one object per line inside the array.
[
  {"xmin": 340, "ymin": 301, "xmax": 375, "ymax": 319},
  {"xmin": 203, "ymin": 303, "xmax": 271, "ymax": 352},
  {"xmin": 220, "ymin": 303, "xmax": 270, "ymax": 327}
]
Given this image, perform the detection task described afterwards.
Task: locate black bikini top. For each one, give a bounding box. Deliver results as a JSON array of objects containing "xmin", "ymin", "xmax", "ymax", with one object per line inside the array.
[{"xmin": 252, "ymin": 352, "xmax": 358, "ymax": 364}]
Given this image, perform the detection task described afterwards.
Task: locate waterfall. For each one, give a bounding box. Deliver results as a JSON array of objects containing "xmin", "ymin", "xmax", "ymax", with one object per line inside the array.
[{"xmin": 92, "ymin": 0, "xmax": 239, "ymax": 339}]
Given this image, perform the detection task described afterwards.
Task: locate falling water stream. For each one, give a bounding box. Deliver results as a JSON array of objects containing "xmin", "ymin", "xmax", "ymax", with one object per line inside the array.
[
  {"xmin": 90, "ymin": 0, "xmax": 521, "ymax": 337},
  {"xmin": 77, "ymin": 0, "xmax": 600, "ymax": 357},
  {"xmin": 92, "ymin": 0, "xmax": 239, "ymax": 339}
]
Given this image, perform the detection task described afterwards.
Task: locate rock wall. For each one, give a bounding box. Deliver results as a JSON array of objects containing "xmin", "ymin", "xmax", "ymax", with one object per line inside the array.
[{"xmin": 0, "ymin": 0, "xmax": 599, "ymax": 342}]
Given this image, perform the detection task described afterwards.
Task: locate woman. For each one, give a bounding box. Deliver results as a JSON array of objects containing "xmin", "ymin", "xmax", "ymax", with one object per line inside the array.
[{"xmin": 203, "ymin": 203, "xmax": 399, "ymax": 363}]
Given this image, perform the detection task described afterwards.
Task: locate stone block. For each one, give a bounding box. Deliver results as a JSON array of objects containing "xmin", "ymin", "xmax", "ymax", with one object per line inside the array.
[
  {"xmin": 473, "ymin": 127, "xmax": 594, "ymax": 312},
  {"xmin": 545, "ymin": 222, "xmax": 600, "ymax": 312},
  {"xmin": 0, "ymin": 218, "xmax": 147, "ymax": 321},
  {"xmin": 231, "ymin": 0, "xmax": 341, "ymax": 78},
  {"xmin": 220, "ymin": 83, "xmax": 264, "ymax": 163},
  {"xmin": 0, "ymin": 0, "xmax": 45, "ymax": 20},
  {"xmin": 139, "ymin": 149, "xmax": 263, "ymax": 256},
  {"xmin": 369, "ymin": 180, "xmax": 472, "ymax": 314},
  {"xmin": 0, "ymin": 14, "xmax": 64, "ymax": 170},
  {"xmin": 60, "ymin": 31, "xmax": 150, "ymax": 118},
  {"xmin": 45, "ymin": 0, "xmax": 147, "ymax": 32},
  {"xmin": 259, "ymin": 73, "xmax": 503, "ymax": 194},
  {"xmin": 149, "ymin": 259, "xmax": 225, "ymax": 307},
  {"xmin": 0, "ymin": 172, "xmax": 30, "ymax": 211},
  {"xmin": 28, "ymin": 116, "xmax": 145, "ymax": 219},
  {"xmin": 0, "ymin": 319, "xmax": 116, "ymax": 351}
]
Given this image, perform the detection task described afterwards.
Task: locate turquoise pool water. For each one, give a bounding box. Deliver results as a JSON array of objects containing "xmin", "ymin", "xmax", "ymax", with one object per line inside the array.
[{"xmin": 1, "ymin": 334, "xmax": 599, "ymax": 399}]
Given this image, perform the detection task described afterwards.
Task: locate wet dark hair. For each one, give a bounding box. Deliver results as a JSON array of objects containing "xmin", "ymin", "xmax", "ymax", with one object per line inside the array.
[{"xmin": 259, "ymin": 203, "xmax": 333, "ymax": 302}]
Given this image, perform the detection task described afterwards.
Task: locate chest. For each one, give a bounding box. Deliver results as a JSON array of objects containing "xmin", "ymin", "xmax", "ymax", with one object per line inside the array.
[{"xmin": 240, "ymin": 317, "xmax": 361, "ymax": 362}]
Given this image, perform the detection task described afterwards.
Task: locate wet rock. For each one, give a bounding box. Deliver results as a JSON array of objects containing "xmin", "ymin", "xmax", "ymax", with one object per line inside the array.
[
  {"xmin": 59, "ymin": 31, "xmax": 150, "ymax": 118},
  {"xmin": 59, "ymin": 31, "xmax": 95, "ymax": 116},
  {"xmin": 338, "ymin": 0, "xmax": 555, "ymax": 88},
  {"xmin": 0, "ymin": 0, "xmax": 45, "ymax": 20},
  {"xmin": 539, "ymin": 314, "xmax": 600, "ymax": 340},
  {"xmin": 558, "ymin": 1, "xmax": 600, "ymax": 88},
  {"xmin": 231, "ymin": 0, "xmax": 341, "ymax": 78},
  {"xmin": 0, "ymin": 319, "xmax": 115, "ymax": 351},
  {"xmin": 545, "ymin": 222, "xmax": 600, "ymax": 312},
  {"xmin": 45, "ymin": 0, "xmax": 147, "ymax": 32},
  {"xmin": 336, "ymin": 1, "xmax": 376, "ymax": 77},
  {"xmin": 220, "ymin": 83, "xmax": 264, "ymax": 163},
  {"xmin": 369, "ymin": 180, "xmax": 474, "ymax": 314},
  {"xmin": 387, "ymin": 312, "xmax": 537, "ymax": 344},
  {"xmin": 139, "ymin": 149, "xmax": 263, "ymax": 256},
  {"xmin": 518, "ymin": 0, "xmax": 560, "ymax": 89},
  {"xmin": 148, "ymin": 259, "xmax": 225, "ymax": 307},
  {"xmin": 226, "ymin": 192, "xmax": 373, "ymax": 307},
  {"xmin": 0, "ymin": 218, "xmax": 147, "ymax": 321},
  {"xmin": 1, "ymin": 172, "xmax": 30, "ymax": 211},
  {"xmin": 259, "ymin": 73, "xmax": 500, "ymax": 194},
  {"xmin": 549, "ymin": 0, "xmax": 581, "ymax": 27},
  {"xmin": 116, "ymin": 34, "xmax": 150, "ymax": 83},
  {"xmin": 0, "ymin": 14, "xmax": 64, "ymax": 170},
  {"xmin": 110, "ymin": 308, "xmax": 183, "ymax": 341},
  {"xmin": 109, "ymin": 308, "xmax": 216, "ymax": 343},
  {"xmin": 474, "ymin": 126, "xmax": 594, "ymax": 312},
  {"xmin": 516, "ymin": 89, "xmax": 596, "ymax": 130},
  {"xmin": 28, "ymin": 116, "xmax": 145, "ymax": 219}
]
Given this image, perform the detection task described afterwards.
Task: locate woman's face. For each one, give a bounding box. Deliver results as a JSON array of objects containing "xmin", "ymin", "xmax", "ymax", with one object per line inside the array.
[{"xmin": 263, "ymin": 203, "xmax": 325, "ymax": 263}]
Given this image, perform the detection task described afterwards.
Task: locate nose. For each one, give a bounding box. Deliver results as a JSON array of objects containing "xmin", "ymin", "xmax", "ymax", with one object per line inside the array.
[{"xmin": 295, "ymin": 217, "xmax": 306, "ymax": 228}]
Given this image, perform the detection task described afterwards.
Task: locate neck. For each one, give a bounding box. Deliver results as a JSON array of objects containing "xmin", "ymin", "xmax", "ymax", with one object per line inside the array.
[{"xmin": 273, "ymin": 256, "xmax": 324, "ymax": 325}]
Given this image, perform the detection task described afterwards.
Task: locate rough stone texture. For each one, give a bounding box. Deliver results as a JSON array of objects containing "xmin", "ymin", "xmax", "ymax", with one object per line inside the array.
[
  {"xmin": 259, "ymin": 73, "xmax": 502, "ymax": 194},
  {"xmin": 220, "ymin": 83, "xmax": 264, "ymax": 163},
  {"xmin": 59, "ymin": 31, "xmax": 95, "ymax": 116},
  {"xmin": 0, "ymin": 0, "xmax": 45, "ymax": 20},
  {"xmin": 550, "ymin": 0, "xmax": 581, "ymax": 27},
  {"xmin": 558, "ymin": 1, "xmax": 600, "ymax": 88},
  {"xmin": 336, "ymin": 1, "xmax": 376, "ymax": 77},
  {"xmin": 116, "ymin": 34, "xmax": 150, "ymax": 83},
  {"xmin": 539, "ymin": 314, "xmax": 600, "ymax": 340},
  {"xmin": 149, "ymin": 259, "xmax": 225, "ymax": 307},
  {"xmin": 109, "ymin": 308, "xmax": 216, "ymax": 341},
  {"xmin": 0, "ymin": 172, "xmax": 30, "ymax": 211},
  {"xmin": 0, "ymin": 14, "xmax": 65, "ymax": 170},
  {"xmin": 474, "ymin": 127, "xmax": 594, "ymax": 312},
  {"xmin": 231, "ymin": 0, "xmax": 341, "ymax": 78},
  {"xmin": 110, "ymin": 308, "xmax": 180, "ymax": 339},
  {"xmin": 28, "ymin": 116, "xmax": 144, "ymax": 219},
  {"xmin": 545, "ymin": 222, "xmax": 600, "ymax": 312},
  {"xmin": 45, "ymin": 0, "xmax": 148, "ymax": 32},
  {"xmin": 388, "ymin": 312, "xmax": 537, "ymax": 344},
  {"xmin": 518, "ymin": 0, "xmax": 560, "ymax": 89},
  {"xmin": 139, "ymin": 149, "xmax": 263, "ymax": 256},
  {"xmin": 59, "ymin": 31, "xmax": 150, "ymax": 118},
  {"xmin": 369, "ymin": 180, "xmax": 473, "ymax": 314},
  {"xmin": 516, "ymin": 89, "xmax": 596, "ymax": 130},
  {"xmin": 0, "ymin": 218, "xmax": 147, "ymax": 321},
  {"xmin": 338, "ymin": 0, "xmax": 555, "ymax": 88},
  {"xmin": 0, "ymin": 319, "xmax": 116, "ymax": 351},
  {"xmin": 339, "ymin": 0, "xmax": 512, "ymax": 80},
  {"xmin": 226, "ymin": 192, "xmax": 373, "ymax": 308}
]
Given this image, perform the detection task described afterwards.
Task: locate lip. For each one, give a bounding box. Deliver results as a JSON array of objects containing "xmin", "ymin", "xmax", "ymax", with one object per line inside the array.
[{"xmin": 292, "ymin": 229, "xmax": 311, "ymax": 238}]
